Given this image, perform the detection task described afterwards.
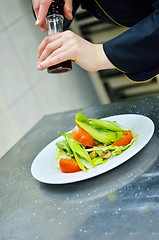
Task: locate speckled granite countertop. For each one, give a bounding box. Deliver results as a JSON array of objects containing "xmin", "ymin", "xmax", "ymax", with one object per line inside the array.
[{"xmin": 1, "ymin": 95, "xmax": 159, "ymax": 240}]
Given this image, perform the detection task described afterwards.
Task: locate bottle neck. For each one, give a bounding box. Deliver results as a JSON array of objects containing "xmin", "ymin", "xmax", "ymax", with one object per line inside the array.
[{"xmin": 47, "ymin": 14, "xmax": 64, "ymax": 35}]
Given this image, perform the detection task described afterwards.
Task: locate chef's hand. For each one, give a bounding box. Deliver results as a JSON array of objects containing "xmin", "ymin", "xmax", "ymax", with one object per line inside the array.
[
  {"xmin": 37, "ymin": 30, "xmax": 114, "ymax": 72},
  {"xmin": 32, "ymin": 0, "xmax": 73, "ymax": 32}
]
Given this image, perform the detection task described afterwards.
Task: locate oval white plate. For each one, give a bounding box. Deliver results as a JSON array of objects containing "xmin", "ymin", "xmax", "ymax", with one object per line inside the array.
[{"xmin": 31, "ymin": 114, "xmax": 154, "ymax": 184}]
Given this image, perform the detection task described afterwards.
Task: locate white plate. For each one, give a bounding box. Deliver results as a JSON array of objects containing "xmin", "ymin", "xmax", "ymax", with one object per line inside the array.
[{"xmin": 31, "ymin": 114, "xmax": 154, "ymax": 184}]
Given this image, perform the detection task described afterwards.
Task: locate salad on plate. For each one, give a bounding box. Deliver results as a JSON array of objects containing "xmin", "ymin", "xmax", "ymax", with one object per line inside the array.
[{"xmin": 55, "ymin": 113, "xmax": 138, "ymax": 173}]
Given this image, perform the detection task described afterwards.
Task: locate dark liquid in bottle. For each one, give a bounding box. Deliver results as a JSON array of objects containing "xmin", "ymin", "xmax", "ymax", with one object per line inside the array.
[
  {"xmin": 47, "ymin": 0, "xmax": 64, "ymax": 15},
  {"xmin": 47, "ymin": 60, "xmax": 72, "ymax": 73},
  {"xmin": 47, "ymin": 0, "xmax": 72, "ymax": 74}
]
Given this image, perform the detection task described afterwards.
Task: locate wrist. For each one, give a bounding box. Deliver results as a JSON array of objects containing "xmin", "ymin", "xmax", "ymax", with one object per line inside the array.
[{"xmin": 96, "ymin": 44, "xmax": 115, "ymax": 71}]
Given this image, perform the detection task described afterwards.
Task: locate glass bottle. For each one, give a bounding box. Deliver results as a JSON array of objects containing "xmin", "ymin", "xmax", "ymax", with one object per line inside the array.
[{"xmin": 46, "ymin": 0, "xmax": 72, "ymax": 73}]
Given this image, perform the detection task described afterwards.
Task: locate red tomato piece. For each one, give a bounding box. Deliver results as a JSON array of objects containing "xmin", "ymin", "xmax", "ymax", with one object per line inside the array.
[
  {"xmin": 112, "ymin": 130, "xmax": 133, "ymax": 146},
  {"xmin": 59, "ymin": 158, "xmax": 82, "ymax": 173},
  {"xmin": 71, "ymin": 125, "xmax": 95, "ymax": 147}
]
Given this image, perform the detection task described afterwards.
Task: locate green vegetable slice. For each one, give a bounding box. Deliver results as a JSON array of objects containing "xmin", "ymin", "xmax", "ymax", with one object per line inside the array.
[
  {"xmin": 90, "ymin": 119, "xmax": 125, "ymax": 132},
  {"xmin": 65, "ymin": 134, "xmax": 93, "ymax": 171},
  {"xmin": 75, "ymin": 113, "xmax": 121, "ymax": 145}
]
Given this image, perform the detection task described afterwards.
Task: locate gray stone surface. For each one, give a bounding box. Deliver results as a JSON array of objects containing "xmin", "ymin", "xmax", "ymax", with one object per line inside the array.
[{"xmin": 1, "ymin": 96, "xmax": 159, "ymax": 240}]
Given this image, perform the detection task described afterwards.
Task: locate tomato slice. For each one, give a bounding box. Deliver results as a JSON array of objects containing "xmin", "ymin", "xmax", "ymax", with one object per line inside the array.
[
  {"xmin": 71, "ymin": 125, "xmax": 95, "ymax": 147},
  {"xmin": 112, "ymin": 130, "xmax": 133, "ymax": 146},
  {"xmin": 59, "ymin": 158, "xmax": 82, "ymax": 173}
]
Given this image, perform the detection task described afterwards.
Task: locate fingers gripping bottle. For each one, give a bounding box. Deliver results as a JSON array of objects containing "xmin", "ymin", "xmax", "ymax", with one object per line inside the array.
[{"xmin": 46, "ymin": 0, "xmax": 72, "ymax": 73}]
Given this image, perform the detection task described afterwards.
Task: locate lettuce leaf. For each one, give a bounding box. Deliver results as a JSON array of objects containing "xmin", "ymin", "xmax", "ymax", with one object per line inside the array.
[
  {"xmin": 56, "ymin": 140, "xmax": 73, "ymax": 156},
  {"xmin": 91, "ymin": 157, "xmax": 108, "ymax": 167}
]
